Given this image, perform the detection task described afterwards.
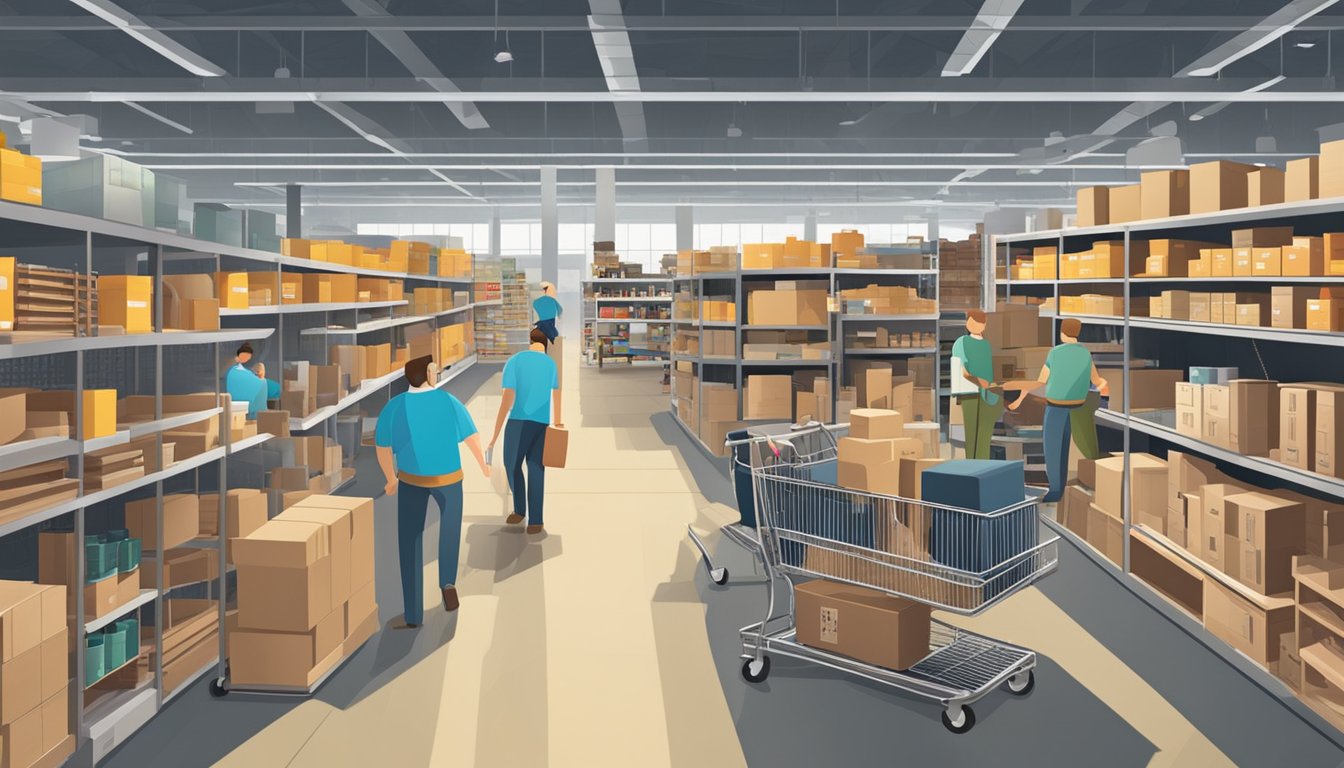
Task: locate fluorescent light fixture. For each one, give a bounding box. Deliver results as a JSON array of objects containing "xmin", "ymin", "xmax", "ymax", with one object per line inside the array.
[
  {"xmin": 942, "ymin": 0, "xmax": 1025, "ymax": 77},
  {"xmin": 494, "ymin": 50, "xmax": 514, "ymax": 63},
  {"xmin": 123, "ymin": 101, "xmax": 192, "ymax": 134},
  {"xmin": 67, "ymin": 0, "xmax": 226, "ymax": 77},
  {"xmin": 1188, "ymin": 74, "xmax": 1285, "ymax": 121},
  {"xmin": 1183, "ymin": 0, "xmax": 1338, "ymax": 77},
  {"xmin": 726, "ymin": 123, "xmax": 742, "ymax": 138},
  {"xmin": 1296, "ymin": 41, "xmax": 1318, "ymax": 48}
]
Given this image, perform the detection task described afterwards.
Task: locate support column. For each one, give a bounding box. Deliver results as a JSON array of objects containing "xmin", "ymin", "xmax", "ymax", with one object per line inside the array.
[
  {"xmin": 490, "ymin": 212, "xmax": 501, "ymax": 257},
  {"xmin": 803, "ymin": 212, "xmax": 817, "ymax": 242},
  {"xmin": 541, "ymin": 166, "xmax": 558, "ymax": 286},
  {"xmin": 286, "ymin": 184, "xmax": 302, "ymax": 238},
  {"xmin": 675, "ymin": 205, "xmax": 693, "ymax": 251},
  {"xmin": 595, "ymin": 167, "xmax": 616, "ymax": 245}
]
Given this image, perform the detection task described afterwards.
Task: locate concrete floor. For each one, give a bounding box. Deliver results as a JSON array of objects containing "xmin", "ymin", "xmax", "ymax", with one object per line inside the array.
[{"xmin": 101, "ymin": 353, "xmax": 1344, "ymax": 767}]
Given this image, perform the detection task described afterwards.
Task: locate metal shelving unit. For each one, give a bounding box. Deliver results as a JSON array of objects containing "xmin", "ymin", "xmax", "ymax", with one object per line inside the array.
[
  {"xmin": 581, "ymin": 275, "xmax": 673, "ymax": 368},
  {"xmin": 0, "ymin": 199, "xmax": 477, "ymax": 767},
  {"xmin": 994, "ymin": 194, "xmax": 1344, "ymax": 739}
]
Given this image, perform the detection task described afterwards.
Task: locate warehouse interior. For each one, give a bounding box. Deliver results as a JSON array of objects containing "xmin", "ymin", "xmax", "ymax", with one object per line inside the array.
[{"xmin": 2, "ymin": 1, "xmax": 1344, "ymax": 767}]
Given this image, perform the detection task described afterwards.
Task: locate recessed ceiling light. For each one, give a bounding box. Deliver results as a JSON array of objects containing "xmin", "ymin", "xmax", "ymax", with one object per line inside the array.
[
  {"xmin": 726, "ymin": 123, "xmax": 742, "ymax": 138},
  {"xmin": 838, "ymin": 119, "xmax": 859, "ymax": 126},
  {"xmin": 494, "ymin": 51, "xmax": 514, "ymax": 63},
  {"xmin": 1188, "ymin": 113, "xmax": 1205, "ymax": 122},
  {"xmin": 1296, "ymin": 41, "xmax": 1317, "ymax": 48}
]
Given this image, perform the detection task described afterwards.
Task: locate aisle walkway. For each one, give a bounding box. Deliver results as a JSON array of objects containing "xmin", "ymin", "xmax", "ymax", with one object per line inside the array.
[{"xmin": 108, "ymin": 350, "xmax": 747, "ymax": 768}]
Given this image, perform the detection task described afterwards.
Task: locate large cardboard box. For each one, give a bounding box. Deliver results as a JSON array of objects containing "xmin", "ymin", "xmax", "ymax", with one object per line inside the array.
[
  {"xmin": 1272, "ymin": 286, "xmax": 1315, "ymax": 329},
  {"xmin": 1109, "ymin": 185, "xmax": 1142, "ymax": 224},
  {"xmin": 1306, "ymin": 287, "xmax": 1344, "ymax": 331},
  {"xmin": 294, "ymin": 495, "xmax": 375, "ymax": 590},
  {"xmin": 1287, "ymin": 156, "xmax": 1320, "ymax": 202},
  {"xmin": 744, "ymin": 375, "xmax": 792, "ymax": 420},
  {"xmin": 793, "ymin": 579, "xmax": 931, "ymax": 671},
  {"xmin": 855, "ymin": 366, "xmax": 893, "ymax": 410},
  {"xmin": 1141, "ymin": 169, "xmax": 1189, "ymax": 219},
  {"xmin": 1316, "ymin": 387, "xmax": 1344, "ymax": 478},
  {"xmin": 1191, "ymin": 160, "xmax": 1257, "ymax": 213},
  {"xmin": 849, "ymin": 409, "xmax": 905, "ymax": 439},
  {"xmin": 277, "ymin": 506, "xmax": 353, "ymax": 608},
  {"xmin": 141, "ymin": 548, "xmax": 219, "ymax": 590},
  {"xmin": 1283, "ymin": 236, "xmax": 1325, "ymax": 277},
  {"xmin": 1224, "ymin": 379, "xmax": 1277, "ymax": 458},
  {"xmin": 1097, "ymin": 368, "xmax": 1184, "ymax": 413},
  {"xmin": 1086, "ymin": 504, "xmax": 1124, "ymax": 565},
  {"xmin": 97, "ymin": 275, "xmax": 152, "ymax": 334},
  {"xmin": 1076, "ymin": 187, "xmax": 1109, "ymax": 227},
  {"xmin": 1280, "ymin": 385, "xmax": 1321, "ymax": 470},
  {"xmin": 1175, "ymin": 382, "xmax": 1203, "ymax": 438},
  {"xmin": 1323, "ymin": 139, "xmax": 1344, "ymax": 199},
  {"xmin": 1094, "ymin": 454, "xmax": 1167, "ymax": 530},
  {"xmin": 124, "ymin": 493, "xmax": 200, "ymax": 551},
  {"xmin": 1247, "ymin": 167, "xmax": 1286, "ymax": 208},
  {"xmin": 747, "ymin": 289, "xmax": 827, "ymax": 326},
  {"xmin": 1202, "ymin": 383, "xmax": 1230, "ymax": 448},
  {"xmin": 1202, "ymin": 577, "xmax": 1293, "ymax": 666},
  {"xmin": 1201, "ymin": 484, "xmax": 1250, "ymax": 572},
  {"xmin": 1225, "ymin": 492, "xmax": 1304, "ymax": 595}
]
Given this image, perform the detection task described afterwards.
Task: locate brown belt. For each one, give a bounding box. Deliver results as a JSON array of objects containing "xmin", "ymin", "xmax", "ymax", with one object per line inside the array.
[{"xmin": 398, "ymin": 470, "xmax": 463, "ymax": 488}]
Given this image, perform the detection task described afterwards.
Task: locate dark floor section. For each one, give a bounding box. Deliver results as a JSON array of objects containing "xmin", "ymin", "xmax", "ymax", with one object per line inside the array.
[
  {"xmin": 101, "ymin": 364, "xmax": 501, "ymax": 768},
  {"xmin": 655, "ymin": 417, "xmax": 1344, "ymax": 768}
]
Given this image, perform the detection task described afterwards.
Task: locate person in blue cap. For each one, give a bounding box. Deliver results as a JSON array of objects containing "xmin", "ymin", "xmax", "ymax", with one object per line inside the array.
[
  {"xmin": 533, "ymin": 282, "xmax": 562, "ymax": 342},
  {"xmin": 376, "ymin": 355, "xmax": 489, "ymax": 626}
]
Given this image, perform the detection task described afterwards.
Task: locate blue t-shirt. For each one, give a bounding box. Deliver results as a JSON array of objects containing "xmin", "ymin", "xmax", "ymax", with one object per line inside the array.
[
  {"xmin": 225, "ymin": 364, "xmax": 267, "ymax": 419},
  {"xmin": 375, "ymin": 389, "xmax": 478, "ymax": 475},
  {"xmin": 502, "ymin": 350, "xmax": 558, "ymax": 424},
  {"xmin": 533, "ymin": 295, "xmax": 562, "ymax": 322}
]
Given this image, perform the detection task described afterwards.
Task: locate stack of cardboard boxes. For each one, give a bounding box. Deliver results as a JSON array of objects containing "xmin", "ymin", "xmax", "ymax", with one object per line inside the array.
[
  {"xmin": 838, "ymin": 284, "xmax": 937, "ymax": 317},
  {"xmin": 844, "ymin": 328, "xmax": 935, "ymax": 350},
  {"xmin": 742, "ymin": 238, "xmax": 831, "ymax": 270},
  {"xmin": 265, "ymin": 434, "xmax": 350, "ymax": 509},
  {"xmin": 747, "ymin": 281, "xmax": 827, "ymax": 326},
  {"xmin": 283, "ymin": 238, "xmax": 451, "ymax": 277},
  {"xmin": 0, "ymin": 140, "xmax": 42, "ymax": 205},
  {"xmin": 742, "ymin": 330, "xmax": 829, "ymax": 361},
  {"xmin": 836, "ymin": 409, "xmax": 943, "ymax": 498},
  {"xmin": 1011, "ymin": 246, "xmax": 1059, "ymax": 281},
  {"xmin": 699, "ymin": 296, "xmax": 737, "ymax": 323},
  {"xmin": 0, "ymin": 581, "xmax": 71, "ymax": 768},
  {"xmin": 675, "ymin": 248, "xmax": 737, "ymax": 275},
  {"xmin": 938, "ymin": 235, "xmax": 983, "ymax": 311},
  {"xmin": 229, "ymin": 495, "xmax": 377, "ymax": 688}
]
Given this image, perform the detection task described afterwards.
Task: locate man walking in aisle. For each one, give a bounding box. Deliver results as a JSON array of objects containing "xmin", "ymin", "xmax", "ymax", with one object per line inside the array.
[
  {"xmin": 950, "ymin": 310, "xmax": 1003, "ymax": 460},
  {"xmin": 1010, "ymin": 318, "xmax": 1108, "ymax": 503},
  {"xmin": 376, "ymin": 355, "xmax": 489, "ymax": 626},
  {"xmin": 533, "ymin": 281, "xmax": 563, "ymax": 342},
  {"xmin": 488, "ymin": 328, "xmax": 562, "ymax": 534}
]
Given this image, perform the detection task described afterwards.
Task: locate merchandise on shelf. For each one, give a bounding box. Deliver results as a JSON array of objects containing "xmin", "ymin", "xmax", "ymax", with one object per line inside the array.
[
  {"xmin": 838, "ymin": 284, "xmax": 937, "ymax": 316},
  {"xmin": 939, "ymin": 235, "xmax": 983, "ymax": 311},
  {"xmin": 0, "ymin": 580, "xmax": 71, "ymax": 767}
]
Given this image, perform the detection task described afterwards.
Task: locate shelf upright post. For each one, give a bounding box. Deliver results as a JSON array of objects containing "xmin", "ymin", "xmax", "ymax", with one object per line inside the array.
[
  {"xmin": 72, "ymin": 232, "xmax": 90, "ymax": 741},
  {"xmin": 152, "ymin": 243, "xmax": 166, "ymax": 707},
  {"xmin": 1121, "ymin": 227, "xmax": 1132, "ymax": 575},
  {"xmin": 214, "ymin": 252, "xmax": 228, "ymax": 691},
  {"xmin": 734, "ymin": 267, "xmax": 743, "ymax": 422},
  {"xmin": 932, "ymin": 238, "xmax": 942, "ymax": 428}
]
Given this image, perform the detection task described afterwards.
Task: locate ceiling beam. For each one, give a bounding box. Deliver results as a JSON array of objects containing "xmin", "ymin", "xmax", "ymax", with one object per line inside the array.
[
  {"xmin": 1181, "ymin": 0, "xmax": 1339, "ymax": 76},
  {"xmin": 590, "ymin": 2, "xmax": 648, "ymax": 149},
  {"xmin": 64, "ymin": 0, "xmax": 226, "ymax": 77},
  {"xmin": 339, "ymin": 0, "xmax": 488, "ymax": 130},
  {"xmin": 942, "ymin": 0, "xmax": 1024, "ymax": 77},
  {"xmin": 8, "ymin": 15, "xmax": 1344, "ymax": 32}
]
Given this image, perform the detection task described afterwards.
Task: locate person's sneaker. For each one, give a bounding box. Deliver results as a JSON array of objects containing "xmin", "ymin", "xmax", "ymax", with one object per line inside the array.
[
  {"xmin": 526, "ymin": 525, "xmax": 544, "ymax": 534},
  {"xmin": 392, "ymin": 618, "xmax": 419, "ymax": 630},
  {"xmin": 506, "ymin": 514, "xmax": 525, "ymax": 525},
  {"xmin": 441, "ymin": 586, "xmax": 459, "ymax": 612}
]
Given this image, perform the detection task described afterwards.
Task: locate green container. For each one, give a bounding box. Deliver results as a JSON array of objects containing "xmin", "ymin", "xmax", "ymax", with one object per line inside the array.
[
  {"xmin": 103, "ymin": 627, "xmax": 127, "ymax": 671},
  {"xmin": 85, "ymin": 538, "xmax": 118, "ymax": 583},
  {"xmin": 85, "ymin": 636, "xmax": 106, "ymax": 687},
  {"xmin": 116, "ymin": 618, "xmax": 140, "ymax": 660},
  {"xmin": 103, "ymin": 529, "xmax": 129, "ymax": 542},
  {"xmin": 116, "ymin": 538, "xmax": 141, "ymax": 573}
]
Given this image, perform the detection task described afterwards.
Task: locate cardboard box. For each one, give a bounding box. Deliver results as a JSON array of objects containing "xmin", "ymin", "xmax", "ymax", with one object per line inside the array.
[
  {"xmin": 744, "ymin": 375, "xmax": 792, "ymax": 420},
  {"xmin": 292, "ymin": 495, "xmax": 374, "ymax": 591},
  {"xmin": 1191, "ymin": 160, "xmax": 1257, "ymax": 214},
  {"xmin": 1202, "ymin": 384, "xmax": 1230, "ymax": 448},
  {"xmin": 1306, "ymin": 287, "xmax": 1344, "ymax": 331},
  {"xmin": 1141, "ymin": 170, "xmax": 1189, "ymax": 219},
  {"xmin": 1097, "ymin": 368, "xmax": 1184, "ymax": 412},
  {"xmin": 1247, "ymin": 167, "xmax": 1285, "ymax": 208},
  {"xmin": 141, "ymin": 548, "xmax": 219, "ymax": 590},
  {"xmin": 1272, "ymin": 286, "xmax": 1315, "ymax": 329},
  {"xmin": 1316, "ymin": 387, "xmax": 1344, "ymax": 478},
  {"xmin": 1283, "ymin": 236, "xmax": 1325, "ymax": 277},
  {"xmin": 1229, "ymin": 379, "xmax": 1278, "ymax": 457},
  {"xmin": 849, "ymin": 409, "xmax": 905, "ymax": 439},
  {"xmin": 1094, "ymin": 454, "xmax": 1167, "ymax": 529},
  {"xmin": 97, "ymin": 275, "xmax": 153, "ymax": 334},
  {"xmin": 1109, "ymin": 185, "xmax": 1142, "ymax": 224},
  {"xmin": 1202, "ymin": 577, "xmax": 1293, "ymax": 666},
  {"xmin": 277, "ymin": 506, "xmax": 353, "ymax": 608},
  {"xmin": 793, "ymin": 579, "xmax": 931, "ymax": 671},
  {"xmin": 1323, "ymin": 139, "xmax": 1344, "ymax": 199},
  {"xmin": 124, "ymin": 493, "xmax": 199, "ymax": 551},
  {"xmin": 1175, "ymin": 382, "xmax": 1203, "ymax": 438},
  {"xmin": 1232, "ymin": 227, "xmax": 1294, "ymax": 249},
  {"xmin": 1201, "ymin": 484, "xmax": 1250, "ymax": 571},
  {"xmin": 1280, "ymin": 384, "xmax": 1321, "ymax": 470},
  {"xmin": 1086, "ymin": 503, "xmax": 1124, "ymax": 565},
  {"xmin": 229, "ymin": 608, "xmax": 344, "ymax": 687},
  {"xmin": 1287, "ymin": 156, "xmax": 1320, "ymax": 202},
  {"xmin": 855, "ymin": 366, "xmax": 893, "ymax": 410},
  {"xmin": 1225, "ymin": 492, "xmax": 1304, "ymax": 595},
  {"xmin": 1251, "ymin": 247, "xmax": 1282, "ymax": 277},
  {"xmin": 1076, "ymin": 187, "xmax": 1109, "ymax": 227}
]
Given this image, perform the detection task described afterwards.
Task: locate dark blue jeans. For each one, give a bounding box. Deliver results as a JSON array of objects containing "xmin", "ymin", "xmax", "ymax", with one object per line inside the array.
[
  {"xmin": 535, "ymin": 318, "xmax": 558, "ymax": 342},
  {"xmin": 1043, "ymin": 403, "xmax": 1080, "ymax": 503},
  {"xmin": 397, "ymin": 481, "xmax": 463, "ymax": 626},
  {"xmin": 504, "ymin": 419, "xmax": 548, "ymax": 525}
]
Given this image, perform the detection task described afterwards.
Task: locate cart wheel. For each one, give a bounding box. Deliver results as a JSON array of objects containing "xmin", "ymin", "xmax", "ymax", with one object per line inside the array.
[
  {"xmin": 741, "ymin": 656, "xmax": 771, "ymax": 684},
  {"xmin": 1005, "ymin": 670, "xmax": 1035, "ymax": 696},
  {"xmin": 941, "ymin": 705, "xmax": 976, "ymax": 734},
  {"xmin": 710, "ymin": 567, "xmax": 729, "ymax": 586},
  {"xmin": 209, "ymin": 678, "xmax": 229, "ymax": 698}
]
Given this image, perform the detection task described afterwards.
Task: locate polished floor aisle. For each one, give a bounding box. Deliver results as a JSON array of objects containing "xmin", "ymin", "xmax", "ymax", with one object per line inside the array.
[{"xmin": 103, "ymin": 351, "xmax": 1344, "ymax": 767}]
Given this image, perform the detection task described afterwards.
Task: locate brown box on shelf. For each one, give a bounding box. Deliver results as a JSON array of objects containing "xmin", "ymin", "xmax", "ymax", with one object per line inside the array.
[
  {"xmin": 744, "ymin": 375, "xmax": 792, "ymax": 420},
  {"xmin": 1086, "ymin": 503, "xmax": 1124, "ymax": 565},
  {"xmin": 1202, "ymin": 577, "xmax": 1293, "ymax": 666},
  {"xmin": 141, "ymin": 548, "xmax": 219, "ymax": 590},
  {"xmin": 1247, "ymin": 167, "xmax": 1286, "ymax": 208},
  {"xmin": 1095, "ymin": 454, "xmax": 1167, "ymax": 531},
  {"xmin": 1280, "ymin": 384, "xmax": 1322, "ymax": 469},
  {"xmin": 1060, "ymin": 484, "xmax": 1092, "ymax": 539},
  {"xmin": 124, "ymin": 493, "xmax": 199, "ymax": 551},
  {"xmin": 1231, "ymin": 227, "xmax": 1294, "ymax": 248},
  {"xmin": 1175, "ymin": 382, "xmax": 1203, "ymax": 438},
  {"xmin": 1203, "ymin": 384, "xmax": 1231, "ymax": 449},
  {"xmin": 1076, "ymin": 187, "xmax": 1109, "ymax": 227},
  {"xmin": 1225, "ymin": 491, "xmax": 1305, "ymax": 596},
  {"xmin": 1141, "ymin": 169, "xmax": 1190, "ymax": 219},
  {"xmin": 1109, "ymin": 184, "xmax": 1142, "ymax": 224},
  {"xmin": 1283, "ymin": 236, "xmax": 1325, "ymax": 277},
  {"xmin": 1316, "ymin": 388, "xmax": 1344, "ymax": 478},
  {"xmin": 1191, "ymin": 160, "xmax": 1258, "ymax": 214},
  {"xmin": 258, "ymin": 410, "xmax": 290, "ymax": 437},
  {"xmin": 1252, "ymin": 247, "xmax": 1283, "ymax": 277},
  {"xmin": 1307, "ymin": 288, "xmax": 1344, "ymax": 332},
  {"xmin": 1287, "ymin": 156, "xmax": 1320, "ymax": 202},
  {"xmin": 1232, "ymin": 247, "xmax": 1255, "ymax": 277},
  {"xmin": 1189, "ymin": 292, "xmax": 1211, "ymax": 322},
  {"xmin": 1200, "ymin": 483, "xmax": 1250, "ymax": 572},
  {"xmin": 1229, "ymin": 379, "xmax": 1278, "ymax": 457},
  {"xmin": 793, "ymin": 579, "xmax": 931, "ymax": 671},
  {"xmin": 1323, "ymin": 139, "xmax": 1344, "ymax": 199},
  {"xmin": 1097, "ymin": 368, "xmax": 1184, "ymax": 412},
  {"xmin": 1272, "ymin": 286, "xmax": 1315, "ymax": 329}
]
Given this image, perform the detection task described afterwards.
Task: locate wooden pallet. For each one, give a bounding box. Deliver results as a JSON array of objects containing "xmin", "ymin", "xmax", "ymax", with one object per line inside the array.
[{"xmin": 15, "ymin": 264, "xmax": 97, "ymax": 337}]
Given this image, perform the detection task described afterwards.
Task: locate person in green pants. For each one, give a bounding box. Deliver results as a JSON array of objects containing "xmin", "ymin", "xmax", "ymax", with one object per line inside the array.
[
  {"xmin": 951, "ymin": 309, "xmax": 1004, "ymax": 460},
  {"xmin": 1070, "ymin": 387, "xmax": 1103, "ymax": 460}
]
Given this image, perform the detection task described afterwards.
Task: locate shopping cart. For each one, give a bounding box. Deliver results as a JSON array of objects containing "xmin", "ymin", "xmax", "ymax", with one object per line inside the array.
[
  {"xmin": 687, "ymin": 420, "xmax": 841, "ymax": 586},
  {"xmin": 734, "ymin": 422, "xmax": 1060, "ymax": 734}
]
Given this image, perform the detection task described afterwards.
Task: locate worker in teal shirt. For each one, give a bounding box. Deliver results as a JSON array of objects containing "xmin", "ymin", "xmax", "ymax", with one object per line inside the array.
[
  {"xmin": 488, "ymin": 328, "xmax": 562, "ymax": 534},
  {"xmin": 951, "ymin": 309, "xmax": 1002, "ymax": 460},
  {"xmin": 1010, "ymin": 318, "xmax": 1108, "ymax": 503},
  {"xmin": 533, "ymin": 282, "xmax": 562, "ymax": 342},
  {"xmin": 224, "ymin": 343, "xmax": 267, "ymax": 419},
  {"xmin": 376, "ymin": 355, "xmax": 489, "ymax": 626}
]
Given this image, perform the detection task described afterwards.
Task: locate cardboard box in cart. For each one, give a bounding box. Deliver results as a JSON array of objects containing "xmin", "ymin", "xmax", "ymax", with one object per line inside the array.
[{"xmin": 794, "ymin": 579, "xmax": 931, "ymax": 671}]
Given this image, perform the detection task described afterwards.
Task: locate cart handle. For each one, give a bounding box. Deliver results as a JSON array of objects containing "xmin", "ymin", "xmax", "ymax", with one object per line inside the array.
[{"xmin": 723, "ymin": 421, "xmax": 849, "ymax": 448}]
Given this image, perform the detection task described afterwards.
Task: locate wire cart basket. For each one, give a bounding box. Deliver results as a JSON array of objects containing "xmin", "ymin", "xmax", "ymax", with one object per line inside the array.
[{"xmin": 733, "ymin": 422, "xmax": 1059, "ymax": 734}]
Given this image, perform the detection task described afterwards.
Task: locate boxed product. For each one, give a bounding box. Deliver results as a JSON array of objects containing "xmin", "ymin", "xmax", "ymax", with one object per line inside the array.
[
  {"xmin": 1140, "ymin": 169, "xmax": 1189, "ymax": 219},
  {"xmin": 1200, "ymin": 483, "xmax": 1251, "ymax": 571},
  {"xmin": 1306, "ymin": 288, "xmax": 1344, "ymax": 332},
  {"xmin": 1202, "ymin": 384, "xmax": 1231, "ymax": 448},
  {"xmin": 849, "ymin": 408, "xmax": 905, "ymax": 439},
  {"xmin": 1097, "ymin": 368, "xmax": 1184, "ymax": 412},
  {"xmin": 1280, "ymin": 385, "xmax": 1322, "ymax": 469},
  {"xmin": 97, "ymin": 275, "xmax": 152, "ymax": 334},
  {"xmin": 744, "ymin": 375, "xmax": 792, "ymax": 420},
  {"xmin": 1190, "ymin": 160, "xmax": 1257, "ymax": 214},
  {"xmin": 1076, "ymin": 187, "xmax": 1109, "ymax": 227},
  {"xmin": 1283, "ymin": 236, "xmax": 1325, "ymax": 277},
  {"xmin": 233, "ymin": 519, "xmax": 332, "ymax": 632},
  {"xmin": 1272, "ymin": 286, "xmax": 1315, "ymax": 329},
  {"xmin": 1324, "ymin": 139, "xmax": 1344, "ymax": 199},
  {"xmin": 1108, "ymin": 185, "xmax": 1142, "ymax": 224},
  {"xmin": 1229, "ymin": 379, "xmax": 1278, "ymax": 457},
  {"xmin": 1175, "ymin": 382, "xmax": 1203, "ymax": 438},
  {"xmin": 124, "ymin": 493, "xmax": 200, "ymax": 551},
  {"xmin": 1287, "ymin": 156, "xmax": 1319, "ymax": 202},
  {"xmin": 1224, "ymin": 492, "xmax": 1304, "ymax": 595},
  {"xmin": 1203, "ymin": 577, "xmax": 1293, "ymax": 666},
  {"xmin": 1315, "ymin": 387, "xmax": 1344, "ymax": 478},
  {"xmin": 1095, "ymin": 454, "xmax": 1167, "ymax": 530},
  {"xmin": 793, "ymin": 579, "xmax": 931, "ymax": 671},
  {"xmin": 1247, "ymin": 167, "xmax": 1285, "ymax": 208}
]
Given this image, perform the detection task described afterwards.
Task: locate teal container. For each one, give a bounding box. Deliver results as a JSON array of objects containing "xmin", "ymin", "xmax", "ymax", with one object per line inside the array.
[
  {"xmin": 116, "ymin": 538, "xmax": 141, "ymax": 573},
  {"xmin": 103, "ymin": 627, "xmax": 127, "ymax": 671},
  {"xmin": 116, "ymin": 618, "xmax": 140, "ymax": 660},
  {"xmin": 85, "ymin": 538, "xmax": 118, "ymax": 583},
  {"xmin": 85, "ymin": 636, "xmax": 107, "ymax": 687},
  {"xmin": 103, "ymin": 529, "xmax": 129, "ymax": 542}
]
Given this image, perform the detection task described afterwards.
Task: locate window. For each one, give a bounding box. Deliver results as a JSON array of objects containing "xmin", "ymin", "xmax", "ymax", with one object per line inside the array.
[
  {"xmin": 611, "ymin": 222, "xmax": 675, "ymax": 271},
  {"xmin": 355, "ymin": 222, "xmax": 489, "ymax": 252}
]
